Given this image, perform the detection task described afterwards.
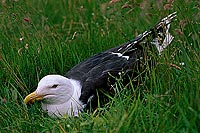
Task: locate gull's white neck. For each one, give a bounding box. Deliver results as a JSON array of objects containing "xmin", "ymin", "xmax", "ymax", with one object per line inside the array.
[{"xmin": 41, "ymin": 78, "xmax": 83, "ymax": 117}]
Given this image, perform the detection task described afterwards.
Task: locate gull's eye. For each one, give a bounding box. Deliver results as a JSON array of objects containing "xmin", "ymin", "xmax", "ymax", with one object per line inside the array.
[{"xmin": 51, "ymin": 84, "xmax": 59, "ymax": 88}]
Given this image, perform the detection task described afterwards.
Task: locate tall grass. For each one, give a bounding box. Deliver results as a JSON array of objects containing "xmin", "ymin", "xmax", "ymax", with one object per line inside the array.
[{"xmin": 0, "ymin": 0, "xmax": 199, "ymax": 132}]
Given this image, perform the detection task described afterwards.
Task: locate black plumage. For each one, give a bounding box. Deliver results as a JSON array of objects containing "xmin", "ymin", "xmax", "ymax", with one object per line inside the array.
[{"xmin": 65, "ymin": 12, "xmax": 177, "ymax": 110}]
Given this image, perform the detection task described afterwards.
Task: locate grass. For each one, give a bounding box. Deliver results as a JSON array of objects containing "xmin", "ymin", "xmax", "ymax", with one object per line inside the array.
[{"xmin": 0, "ymin": 0, "xmax": 199, "ymax": 132}]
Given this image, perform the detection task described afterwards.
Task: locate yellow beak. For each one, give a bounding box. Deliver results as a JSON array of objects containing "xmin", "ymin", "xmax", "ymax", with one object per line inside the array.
[{"xmin": 24, "ymin": 91, "xmax": 44, "ymax": 104}]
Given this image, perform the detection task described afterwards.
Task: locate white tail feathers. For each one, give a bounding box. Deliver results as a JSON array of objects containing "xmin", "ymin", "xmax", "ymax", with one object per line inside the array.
[
  {"xmin": 151, "ymin": 12, "xmax": 177, "ymax": 54},
  {"xmin": 111, "ymin": 12, "xmax": 177, "ymax": 55}
]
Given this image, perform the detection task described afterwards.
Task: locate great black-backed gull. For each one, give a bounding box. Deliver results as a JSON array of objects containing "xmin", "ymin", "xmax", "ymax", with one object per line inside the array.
[{"xmin": 24, "ymin": 12, "xmax": 176, "ymax": 117}]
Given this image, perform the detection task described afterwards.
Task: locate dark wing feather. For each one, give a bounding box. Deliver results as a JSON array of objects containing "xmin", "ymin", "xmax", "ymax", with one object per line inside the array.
[
  {"xmin": 65, "ymin": 12, "xmax": 176, "ymax": 108},
  {"xmin": 65, "ymin": 45, "xmax": 143, "ymax": 106}
]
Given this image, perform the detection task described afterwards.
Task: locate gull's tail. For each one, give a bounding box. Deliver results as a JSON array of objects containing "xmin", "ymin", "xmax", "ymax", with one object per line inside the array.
[
  {"xmin": 150, "ymin": 12, "xmax": 177, "ymax": 54},
  {"xmin": 109, "ymin": 12, "xmax": 177, "ymax": 55}
]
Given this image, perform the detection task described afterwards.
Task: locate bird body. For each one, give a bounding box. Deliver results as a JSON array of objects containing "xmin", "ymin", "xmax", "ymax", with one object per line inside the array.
[{"xmin": 24, "ymin": 12, "xmax": 177, "ymax": 117}]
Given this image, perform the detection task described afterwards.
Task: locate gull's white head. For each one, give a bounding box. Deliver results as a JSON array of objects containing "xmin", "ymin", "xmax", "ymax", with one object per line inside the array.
[{"xmin": 24, "ymin": 75, "xmax": 82, "ymax": 117}]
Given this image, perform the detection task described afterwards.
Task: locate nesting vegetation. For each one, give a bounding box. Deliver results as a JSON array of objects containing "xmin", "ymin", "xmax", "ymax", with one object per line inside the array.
[{"xmin": 0, "ymin": 0, "xmax": 199, "ymax": 132}]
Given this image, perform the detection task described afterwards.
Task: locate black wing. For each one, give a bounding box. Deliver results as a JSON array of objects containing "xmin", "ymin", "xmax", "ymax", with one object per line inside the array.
[
  {"xmin": 65, "ymin": 12, "xmax": 176, "ymax": 108},
  {"xmin": 65, "ymin": 42, "xmax": 143, "ymax": 106}
]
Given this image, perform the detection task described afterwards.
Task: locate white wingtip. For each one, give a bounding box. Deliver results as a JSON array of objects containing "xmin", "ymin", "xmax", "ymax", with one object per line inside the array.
[{"xmin": 153, "ymin": 12, "xmax": 176, "ymax": 54}]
